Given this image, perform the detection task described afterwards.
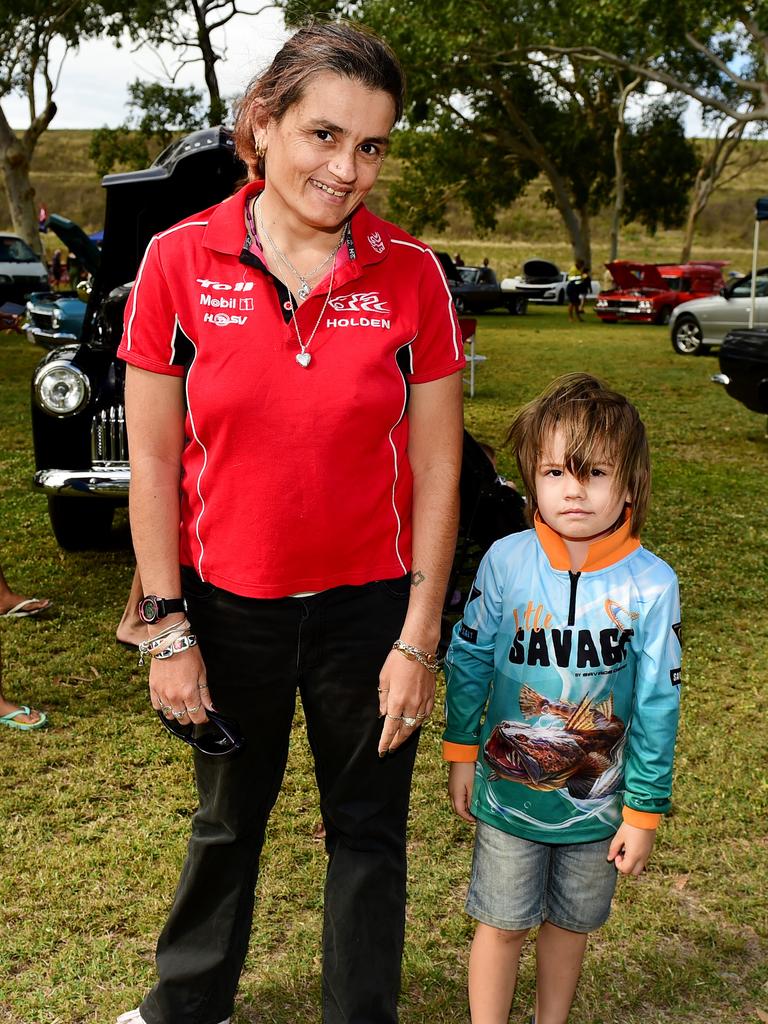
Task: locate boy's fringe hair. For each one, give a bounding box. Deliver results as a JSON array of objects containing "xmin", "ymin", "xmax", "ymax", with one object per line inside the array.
[{"xmin": 505, "ymin": 373, "xmax": 651, "ymax": 536}]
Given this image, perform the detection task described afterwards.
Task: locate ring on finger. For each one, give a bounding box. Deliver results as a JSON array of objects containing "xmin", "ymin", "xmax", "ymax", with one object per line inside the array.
[
  {"xmin": 377, "ymin": 687, "xmax": 389, "ymax": 694},
  {"xmin": 415, "ymin": 712, "xmax": 428, "ymax": 720},
  {"xmin": 401, "ymin": 715, "xmax": 418, "ymax": 728},
  {"xmin": 160, "ymin": 704, "xmax": 173, "ymax": 714},
  {"xmin": 385, "ymin": 713, "xmax": 402, "ymax": 722},
  {"xmin": 186, "ymin": 703, "xmax": 202, "ymax": 714},
  {"xmin": 172, "ymin": 708, "xmax": 188, "ymax": 719}
]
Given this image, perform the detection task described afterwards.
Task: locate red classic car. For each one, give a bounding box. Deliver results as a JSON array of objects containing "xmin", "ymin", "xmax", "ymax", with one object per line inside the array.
[{"xmin": 595, "ymin": 260, "xmax": 727, "ymax": 325}]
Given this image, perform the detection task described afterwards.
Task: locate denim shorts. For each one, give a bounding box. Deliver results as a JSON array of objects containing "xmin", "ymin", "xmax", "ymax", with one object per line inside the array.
[{"xmin": 465, "ymin": 820, "xmax": 618, "ymax": 933}]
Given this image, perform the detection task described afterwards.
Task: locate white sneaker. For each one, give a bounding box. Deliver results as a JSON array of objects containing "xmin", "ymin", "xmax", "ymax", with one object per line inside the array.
[{"xmin": 116, "ymin": 1010, "xmax": 230, "ymax": 1024}]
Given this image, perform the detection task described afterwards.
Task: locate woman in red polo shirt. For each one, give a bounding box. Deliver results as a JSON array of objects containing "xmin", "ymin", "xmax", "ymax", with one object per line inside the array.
[{"xmin": 118, "ymin": 22, "xmax": 463, "ymax": 1024}]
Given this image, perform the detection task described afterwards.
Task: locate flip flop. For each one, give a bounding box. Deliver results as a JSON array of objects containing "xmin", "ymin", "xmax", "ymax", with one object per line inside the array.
[
  {"xmin": 0, "ymin": 705, "xmax": 48, "ymax": 730},
  {"xmin": 0, "ymin": 598, "xmax": 52, "ymax": 618}
]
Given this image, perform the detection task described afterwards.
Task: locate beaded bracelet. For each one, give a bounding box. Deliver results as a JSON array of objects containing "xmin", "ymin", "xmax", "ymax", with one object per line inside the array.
[
  {"xmin": 138, "ymin": 618, "xmax": 192, "ymax": 666},
  {"xmin": 153, "ymin": 634, "xmax": 199, "ymax": 660},
  {"xmin": 392, "ymin": 639, "xmax": 441, "ymax": 675}
]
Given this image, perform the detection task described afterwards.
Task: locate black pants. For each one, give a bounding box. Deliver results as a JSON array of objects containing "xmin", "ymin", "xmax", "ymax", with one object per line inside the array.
[{"xmin": 140, "ymin": 571, "xmax": 418, "ymax": 1024}]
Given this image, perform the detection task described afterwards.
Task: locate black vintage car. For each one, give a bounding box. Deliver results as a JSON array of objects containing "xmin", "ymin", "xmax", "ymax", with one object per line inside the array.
[
  {"xmin": 436, "ymin": 252, "xmax": 528, "ymax": 316},
  {"xmin": 712, "ymin": 328, "xmax": 768, "ymax": 426},
  {"xmin": 30, "ymin": 127, "xmax": 245, "ymax": 549}
]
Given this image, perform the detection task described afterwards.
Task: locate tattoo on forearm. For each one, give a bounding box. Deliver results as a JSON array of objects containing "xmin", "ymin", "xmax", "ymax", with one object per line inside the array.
[{"xmin": 411, "ymin": 570, "xmax": 426, "ymax": 586}]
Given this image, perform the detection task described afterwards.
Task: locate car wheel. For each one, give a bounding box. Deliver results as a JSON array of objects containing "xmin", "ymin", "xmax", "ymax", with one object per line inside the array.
[
  {"xmin": 454, "ymin": 296, "xmax": 466, "ymax": 315},
  {"xmin": 507, "ymin": 296, "xmax": 528, "ymax": 315},
  {"xmin": 671, "ymin": 315, "xmax": 704, "ymax": 355},
  {"xmin": 47, "ymin": 497, "xmax": 115, "ymax": 550},
  {"xmin": 657, "ymin": 306, "xmax": 673, "ymax": 326}
]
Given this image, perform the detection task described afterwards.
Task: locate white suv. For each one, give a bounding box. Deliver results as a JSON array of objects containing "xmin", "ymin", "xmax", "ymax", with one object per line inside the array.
[{"xmin": 0, "ymin": 233, "xmax": 48, "ymax": 306}]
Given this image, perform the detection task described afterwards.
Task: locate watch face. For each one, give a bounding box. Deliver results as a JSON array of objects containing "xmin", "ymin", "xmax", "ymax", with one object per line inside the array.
[{"xmin": 138, "ymin": 596, "xmax": 159, "ymax": 624}]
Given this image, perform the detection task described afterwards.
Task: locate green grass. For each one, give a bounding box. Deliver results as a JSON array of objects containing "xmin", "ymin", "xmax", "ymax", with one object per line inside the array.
[{"xmin": 1, "ymin": 310, "xmax": 767, "ymax": 1023}]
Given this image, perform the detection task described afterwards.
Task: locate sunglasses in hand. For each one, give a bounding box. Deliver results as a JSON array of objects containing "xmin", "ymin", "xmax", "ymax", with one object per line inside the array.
[{"xmin": 156, "ymin": 707, "xmax": 245, "ymax": 756}]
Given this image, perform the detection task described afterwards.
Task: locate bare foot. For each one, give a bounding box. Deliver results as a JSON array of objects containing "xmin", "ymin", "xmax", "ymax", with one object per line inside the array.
[
  {"xmin": 0, "ymin": 698, "xmax": 44, "ymax": 725},
  {"xmin": 115, "ymin": 610, "xmax": 147, "ymax": 643},
  {"xmin": 0, "ymin": 592, "xmax": 51, "ymax": 616}
]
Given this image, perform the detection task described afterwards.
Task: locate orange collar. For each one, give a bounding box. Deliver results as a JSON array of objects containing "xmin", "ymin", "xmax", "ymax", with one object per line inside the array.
[{"xmin": 534, "ymin": 509, "xmax": 640, "ymax": 572}]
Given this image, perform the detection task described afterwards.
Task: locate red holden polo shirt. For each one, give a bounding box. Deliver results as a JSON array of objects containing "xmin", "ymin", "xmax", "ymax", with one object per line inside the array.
[{"xmin": 118, "ymin": 181, "xmax": 464, "ymax": 598}]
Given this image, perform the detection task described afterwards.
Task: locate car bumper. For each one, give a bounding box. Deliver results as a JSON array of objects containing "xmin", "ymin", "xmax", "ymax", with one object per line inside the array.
[
  {"xmin": 33, "ymin": 466, "xmax": 130, "ymax": 498},
  {"xmin": 595, "ymin": 310, "xmax": 655, "ymax": 322},
  {"xmin": 24, "ymin": 326, "xmax": 79, "ymax": 347}
]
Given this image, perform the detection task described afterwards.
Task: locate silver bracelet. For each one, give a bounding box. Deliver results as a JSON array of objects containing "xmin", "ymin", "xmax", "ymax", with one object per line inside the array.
[
  {"xmin": 153, "ymin": 634, "xmax": 199, "ymax": 660},
  {"xmin": 392, "ymin": 639, "xmax": 441, "ymax": 675},
  {"xmin": 137, "ymin": 618, "xmax": 192, "ymax": 665}
]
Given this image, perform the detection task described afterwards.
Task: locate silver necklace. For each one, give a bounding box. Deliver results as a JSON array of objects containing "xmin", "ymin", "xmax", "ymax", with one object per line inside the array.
[
  {"xmin": 256, "ymin": 198, "xmax": 344, "ymax": 301},
  {"xmin": 287, "ymin": 260, "xmax": 336, "ymax": 368},
  {"xmin": 256, "ymin": 199, "xmax": 338, "ymax": 368}
]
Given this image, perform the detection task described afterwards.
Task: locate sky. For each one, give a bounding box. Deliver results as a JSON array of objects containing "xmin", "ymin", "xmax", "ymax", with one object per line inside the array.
[{"xmin": 4, "ymin": 9, "xmax": 290, "ymax": 130}]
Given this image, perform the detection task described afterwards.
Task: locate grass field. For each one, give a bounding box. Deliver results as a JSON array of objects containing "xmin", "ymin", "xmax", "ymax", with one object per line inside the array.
[{"xmin": 0, "ymin": 308, "xmax": 766, "ymax": 1024}]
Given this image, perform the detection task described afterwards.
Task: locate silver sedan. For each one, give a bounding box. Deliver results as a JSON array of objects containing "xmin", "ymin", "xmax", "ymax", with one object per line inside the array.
[{"xmin": 669, "ymin": 269, "xmax": 768, "ymax": 355}]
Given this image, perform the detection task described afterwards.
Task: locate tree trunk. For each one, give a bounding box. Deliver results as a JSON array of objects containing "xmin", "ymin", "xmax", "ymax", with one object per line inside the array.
[
  {"xmin": 0, "ymin": 112, "xmax": 40, "ymax": 254},
  {"xmin": 679, "ymin": 124, "xmax": 745, "ymax": 262},
  {"xmin": 192, "ymin": 0, "xmax": 224, "ymax": 125},
  {"xmin": 496, "ymin": 86, "xmax": 592, "ymax": 266},
  {"xmin": 0, "ymin": 97, "xmax": 57, "ymax": 255},
  {"xmin": 609, "ymin": 76, "xmax": 641, "ymax": 261},
  {"xmin": 680, "ymin": 173, "xmax": 713, "ymax": 262}
]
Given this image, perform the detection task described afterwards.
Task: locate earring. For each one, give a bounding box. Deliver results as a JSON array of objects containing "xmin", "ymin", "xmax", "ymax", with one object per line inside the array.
[{"xmin": 254, "ymin": 136, "xmax": 266, "ymax": 159}]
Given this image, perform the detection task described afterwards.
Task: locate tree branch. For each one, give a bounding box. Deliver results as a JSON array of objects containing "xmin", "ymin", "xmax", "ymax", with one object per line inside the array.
[{"xmin": 494, "ymin": 44, "xmax": 768, "ymax": 122}]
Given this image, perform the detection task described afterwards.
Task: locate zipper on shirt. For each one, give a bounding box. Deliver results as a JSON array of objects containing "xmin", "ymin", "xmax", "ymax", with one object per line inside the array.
[{"xmin": 567, "ymin": 571, "xmax": 581, "ymax": 626}]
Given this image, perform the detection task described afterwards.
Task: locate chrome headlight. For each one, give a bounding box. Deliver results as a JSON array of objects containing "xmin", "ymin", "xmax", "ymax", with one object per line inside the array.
[
  {"xmin": 596, "ymin": 298, "xmax": 607, "ymax": 308},
  {"xmin": 50, "ymin": 309, "xmax": 61, "ymax": 329},
  {"xmin": 33, "ymin": 360, "xmax": 90, "ymax": 417}
]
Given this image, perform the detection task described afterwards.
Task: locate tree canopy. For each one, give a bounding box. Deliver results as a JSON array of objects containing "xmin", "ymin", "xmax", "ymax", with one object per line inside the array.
[{"xmin": 283, "ymin": 0, "xmax": 699, "ymax": 263}]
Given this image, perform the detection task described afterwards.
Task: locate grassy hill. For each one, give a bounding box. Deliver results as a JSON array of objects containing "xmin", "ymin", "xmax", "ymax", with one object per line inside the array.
[{"xmin": 2, "ymin": 129, "xmax": 766, "ymax": 276}]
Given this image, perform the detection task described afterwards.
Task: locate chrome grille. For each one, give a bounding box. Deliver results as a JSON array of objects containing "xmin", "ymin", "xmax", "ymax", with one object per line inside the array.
[
  {"xmin": 91, "ymin": 405, "xmax": 129, "ymax": 466},
  {"xmin": 30, "ymin": 310, "xmax": 55, "ymax": 330}
]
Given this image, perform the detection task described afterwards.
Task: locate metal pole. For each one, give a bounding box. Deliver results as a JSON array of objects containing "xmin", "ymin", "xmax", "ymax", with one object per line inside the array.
[{"xmin": 750, "ymin": 219, "xmax": 759, "ymax": 329}]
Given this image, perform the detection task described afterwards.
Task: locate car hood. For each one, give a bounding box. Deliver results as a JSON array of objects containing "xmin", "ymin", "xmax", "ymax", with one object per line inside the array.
[
  {"xmin": 606, "ymin": 261, "xmax": 667, "ymax": 291},
  {"xmin": 522, "ymin": 258, "xmax": 561, "ymax": 283},
  {"xmin": 47, "ymin": 214, "xmax": 102, "ymax": 276}
]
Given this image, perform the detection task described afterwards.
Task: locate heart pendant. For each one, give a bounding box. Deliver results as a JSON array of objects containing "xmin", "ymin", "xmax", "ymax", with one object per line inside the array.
[
  {"xmin": 295, "ymin": 351, "xmax": 311, "ymax": 368},
  {"xmin": 298, "ymin": 282, "xmax": 311, "ymax": 301}
]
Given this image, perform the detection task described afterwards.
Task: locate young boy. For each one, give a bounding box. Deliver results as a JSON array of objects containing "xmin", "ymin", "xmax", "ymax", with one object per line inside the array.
[{"xmin": 444, "ymin": 373, "xmax": 682, "ymax": 1024}]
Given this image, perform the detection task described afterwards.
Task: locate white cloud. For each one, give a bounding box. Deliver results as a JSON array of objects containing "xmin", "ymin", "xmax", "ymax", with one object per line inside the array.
[{"xmin": 3, "ymin": 8, "xmax": 289, "ymax": 129}]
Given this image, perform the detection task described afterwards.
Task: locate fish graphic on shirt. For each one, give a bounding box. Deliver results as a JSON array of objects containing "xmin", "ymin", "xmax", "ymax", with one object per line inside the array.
[{"xmin": 483, "ymin": 685, "xmax": 625, "ymax": 799}]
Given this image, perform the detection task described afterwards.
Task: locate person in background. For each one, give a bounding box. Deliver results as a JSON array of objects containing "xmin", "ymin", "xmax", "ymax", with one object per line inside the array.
[
  {"xmin": 445, "ymin": 373, "xmax": 682, "ymax": 1024},
  {"xmin": 0, "ymin": 563, "xmax": 50, "ymax": 730},
  {"xmin": 600, "ymin": 266, "xmax": 616, "ymax": 293},
  {"xmin": 38, "ymin": 204, "xmax": 48, "ymax": 233},
  {"xmin": 479, "ymin": 257, "xmax": 497, "ymax": 285},
  {"xmin": 566, "ymin": 258, "xmax": 587, "ymax": 322},
  {"xmin": 578, "ymin": 265, "xmax": 592, "ymax": 315},
  {"xmin": 50, "ymin": 249, "xmax": 63, "ymax": 290},
  {"xmin": 454, "ymin": 252, "xmax": 465, "ymax": 267},
  {"xmin": 0, "ymin": 564, "xmax": 50, "ymax": 619},
  {"xmin": 117, "ymin": 21, "xmax": 463, "ymax": 1024}
]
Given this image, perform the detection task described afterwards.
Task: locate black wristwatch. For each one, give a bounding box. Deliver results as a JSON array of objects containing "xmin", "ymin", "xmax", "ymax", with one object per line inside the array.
[{"xmin": 137, "ymin": 595, "xmax": 187, "ymax": 625}]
